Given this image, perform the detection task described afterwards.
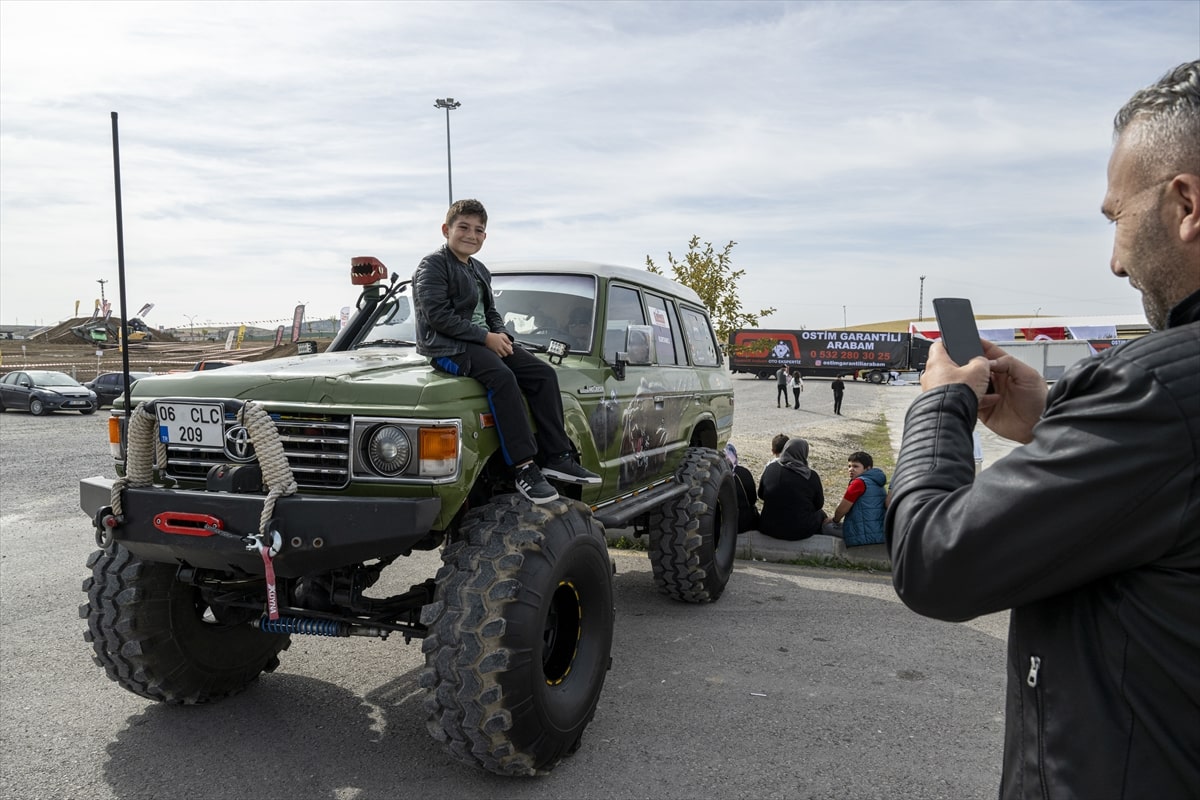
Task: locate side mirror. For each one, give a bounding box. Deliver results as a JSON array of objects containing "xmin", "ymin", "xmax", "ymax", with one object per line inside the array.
[{"xmin": 623, "ymin": 325, "xmax": 655, "ymax": 366}]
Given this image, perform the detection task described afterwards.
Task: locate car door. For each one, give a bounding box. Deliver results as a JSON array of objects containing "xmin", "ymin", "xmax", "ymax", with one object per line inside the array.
[
  {"xmin": 0, "ymin": 372, "xmax": 15, "ymax": 406},
  {"xmin": 101, "ymin": 373, "xmax": 122, "ymax": 403},
  {"xmin": 601, "ymin": 283, "xmax": 685, "ymax": 489},
  {"xmin": 4, "ymin": 372, "xmax": 32, "ymax": 410}
]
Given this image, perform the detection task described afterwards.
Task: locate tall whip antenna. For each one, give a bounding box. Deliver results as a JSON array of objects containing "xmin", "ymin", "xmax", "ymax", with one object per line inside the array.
[{"xmin": 110, "ymin": 112, "xmax": 133, "ymax": 438}]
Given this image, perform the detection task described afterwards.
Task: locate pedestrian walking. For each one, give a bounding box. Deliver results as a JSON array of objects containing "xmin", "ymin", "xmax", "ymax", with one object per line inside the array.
[
  {"xmin": 831, "ymin": 375, "xmax": 845, "ymax": 415},
  {"xmin": 775, "ymin": 366, "xmax": 788, "ymax": 408}
]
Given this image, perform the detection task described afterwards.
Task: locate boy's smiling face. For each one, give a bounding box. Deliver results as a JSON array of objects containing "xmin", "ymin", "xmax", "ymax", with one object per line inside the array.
[{"xmin": 443, "ymin": 213, "xmax": 487, "ymax": 262}]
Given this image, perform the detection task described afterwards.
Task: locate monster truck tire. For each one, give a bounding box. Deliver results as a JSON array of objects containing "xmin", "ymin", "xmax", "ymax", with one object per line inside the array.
[
  {"xmin": 647, "ymin": 447, "xmax": 738, "ymax": 603},
  {"xmin": 420, "ymin": 495, "xmax": 615, "ymax": 776},
  {"xmin": 80, "ymin": 545, "xmax": 290, "ymax": 704}
]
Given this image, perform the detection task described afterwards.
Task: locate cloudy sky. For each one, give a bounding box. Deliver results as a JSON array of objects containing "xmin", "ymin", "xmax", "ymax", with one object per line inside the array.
[{"xmin": 1, "ymin": 1, "xmax": 1197, "ymax": 333}]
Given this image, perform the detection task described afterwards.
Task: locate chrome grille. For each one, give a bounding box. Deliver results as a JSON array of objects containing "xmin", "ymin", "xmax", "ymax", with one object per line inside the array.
[{"xmin": 165, "ymin": 411, "xmax": 351, "ymax": 489}]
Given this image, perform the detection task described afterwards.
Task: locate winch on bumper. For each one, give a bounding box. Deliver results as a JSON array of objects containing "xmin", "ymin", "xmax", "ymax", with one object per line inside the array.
[{"xmin": 80, "ymin": 476, "xmax": 440, "ymax": 578}]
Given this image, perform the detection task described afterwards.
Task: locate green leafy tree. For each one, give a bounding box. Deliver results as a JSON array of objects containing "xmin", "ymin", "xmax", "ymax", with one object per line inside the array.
[{"xmin": 645, "ymin": 236, "xmax": 774, "ymax": 347}]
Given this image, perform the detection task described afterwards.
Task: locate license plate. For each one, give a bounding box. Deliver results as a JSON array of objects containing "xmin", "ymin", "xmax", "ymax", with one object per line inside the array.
[{"xmin": 157, "ymin": 402, "xmax": 225, "ymax": 447}]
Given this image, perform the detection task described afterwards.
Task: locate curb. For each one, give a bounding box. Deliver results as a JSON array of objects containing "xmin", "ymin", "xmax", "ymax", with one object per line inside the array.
[
  {"xmin": 734, "ymin": 531, "xmax": 891, "ymax": 570},
  {"xmin": 603, "ymin": 529, "xmax": 891, "ymax": 571}
]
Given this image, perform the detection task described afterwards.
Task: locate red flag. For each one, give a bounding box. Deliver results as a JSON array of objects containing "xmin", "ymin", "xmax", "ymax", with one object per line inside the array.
[{"xmin": 1022, "ymin": 326, "xmax": 1066, "ymax": 341}]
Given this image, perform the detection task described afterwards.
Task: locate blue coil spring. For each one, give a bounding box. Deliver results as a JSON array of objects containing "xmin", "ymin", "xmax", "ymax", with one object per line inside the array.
[{"xmin": 257, "ymin": 615, "xmax": 347, "ymax": 637}]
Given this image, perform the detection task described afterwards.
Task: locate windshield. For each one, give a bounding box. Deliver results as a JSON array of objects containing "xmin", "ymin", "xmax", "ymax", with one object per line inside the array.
[
  {"xmin": 492, "ymin": 273, "xmax": 597, "ymax": 352},
  {"xmin": 29, "ymin": 371, "xmax": 82, "ymax": 387},
  {"xmin": 356, "ymin": 273, "xmax": 598, "ymax": 353},
  {"xmin": 358, "ymin": 296, "xmax": 418, "ymax": 347}
]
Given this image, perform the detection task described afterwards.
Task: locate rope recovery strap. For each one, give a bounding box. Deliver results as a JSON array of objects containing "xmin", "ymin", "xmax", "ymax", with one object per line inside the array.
[{"xmin": 111, "ymin": 399, "xmax": 299, "ymax": 619}]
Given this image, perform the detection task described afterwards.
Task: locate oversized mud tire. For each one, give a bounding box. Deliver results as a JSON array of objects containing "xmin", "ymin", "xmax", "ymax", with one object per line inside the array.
[
  {"xmin": 420, "ymin": 495, "xmax": 615, "ymax": 776},
  {"xmin": 80, "ymin": 545, "xmax": 290, "ymax": 704},
  {"xmin": 647, "ymin": 447, "xmax": 738, "ymax": 603}
]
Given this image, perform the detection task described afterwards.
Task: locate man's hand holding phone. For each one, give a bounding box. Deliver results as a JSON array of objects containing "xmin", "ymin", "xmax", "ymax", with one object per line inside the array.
[
  {"xmin": 976, "ymin": 340, "xmax": 1047, "ymax": 444},
  {"xmin": 920, "ymin": 341, "xmax": 992, "ymax": 398},
  {"xmin": 927, "ymin": 296, "xmax": 1047, "ymax": 443}
]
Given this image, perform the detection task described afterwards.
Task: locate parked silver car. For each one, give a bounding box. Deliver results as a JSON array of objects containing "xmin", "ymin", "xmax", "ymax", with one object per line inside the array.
[{"xmin": 0, "ymin": 370, "xmax": 98, "ymax": 415}]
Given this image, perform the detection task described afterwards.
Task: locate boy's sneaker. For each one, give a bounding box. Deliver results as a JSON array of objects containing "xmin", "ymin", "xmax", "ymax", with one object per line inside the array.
[
  {"xmin": 515, "ymin": 462, "xmax": 559, "ymax": 504},
  {"xmin": 543, "ymin": 453, "xmax": 602, "ymax": 485}
]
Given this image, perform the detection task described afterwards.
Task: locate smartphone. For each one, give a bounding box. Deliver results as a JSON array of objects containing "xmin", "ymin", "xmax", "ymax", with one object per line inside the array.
[{"xmin": 932, "ymin": 297, "xmax": 986, "ymax": 366}]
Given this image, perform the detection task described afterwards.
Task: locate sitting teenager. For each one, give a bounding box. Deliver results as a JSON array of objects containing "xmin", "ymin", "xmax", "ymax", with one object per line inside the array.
[
  {"xmin": 757, "ymin": 437, "xmax": 828, "ymax": 541},
  {"xmin": 724, "ymin": 442, "xmax": 759, "ymax": 533},
  {"xmin": 829, "ymin": 450, "xmax": 888, "ymax": 546}
]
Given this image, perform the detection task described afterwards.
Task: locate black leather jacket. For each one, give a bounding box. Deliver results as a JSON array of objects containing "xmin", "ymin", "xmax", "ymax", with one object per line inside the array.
[
  {"xmin": 412, "ymin": 246, "xmax": 506, "ymax": 358},
  {"xmin": 888, "ymin": 291, "xmax": 1200, "ymax": 799}
]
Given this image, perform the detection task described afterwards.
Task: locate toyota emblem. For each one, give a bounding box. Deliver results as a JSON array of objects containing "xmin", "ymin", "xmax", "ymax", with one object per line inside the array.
[{"xmin": 224, "ymin": 426, "xmax": 256, "ymax": 462}]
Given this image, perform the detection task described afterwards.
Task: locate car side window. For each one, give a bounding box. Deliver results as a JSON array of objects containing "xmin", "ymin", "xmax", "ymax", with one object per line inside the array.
[
  {"xmin": 603, "ymin": 285, "xmax": 646, "ymax": 363},
  {"xmin": 679, "ymin": 307, "xmax": 720, "ymax": 367},
  {"xmin": 644, "ymin": 292, "xmax": 682, "ymax": 366}
]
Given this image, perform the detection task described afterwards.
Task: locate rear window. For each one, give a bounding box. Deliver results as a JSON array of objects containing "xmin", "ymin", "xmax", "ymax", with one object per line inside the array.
[{"xmin": 678, "ymin": 307, "xmax": 719, "ymax": 367}]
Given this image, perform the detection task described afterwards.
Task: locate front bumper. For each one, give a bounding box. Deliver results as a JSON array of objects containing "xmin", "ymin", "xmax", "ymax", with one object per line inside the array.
[
  {"xmin": 44, "ymin": 394, "xmax": 95, "ymax": 411},
  {"xmin": 80, "ymin": 476, "xmax": 441, "ymax": 578}
]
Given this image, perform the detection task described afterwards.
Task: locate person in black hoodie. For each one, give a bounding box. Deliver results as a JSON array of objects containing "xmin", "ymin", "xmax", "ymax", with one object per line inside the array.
[{"xmin": 757, "ymin": 437, "xmax": 828, "ymax": 541}]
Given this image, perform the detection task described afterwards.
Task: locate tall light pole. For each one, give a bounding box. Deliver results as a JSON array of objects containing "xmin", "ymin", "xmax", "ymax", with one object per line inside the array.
[
  {"xmin": 184, "ymin": 313, "xmax": 197, "ymax": 341},
  {"xmin": 434, "ymin": 98, "xmax": 461, "ymax": 205},
  {"xmin": 918, "ymin": 275, "xmax": 927, "ymax": 321}
]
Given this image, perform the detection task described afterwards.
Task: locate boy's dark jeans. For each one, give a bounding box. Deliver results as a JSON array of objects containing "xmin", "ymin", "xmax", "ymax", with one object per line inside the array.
[{"xmin": 433, "ymin": 342, "xmax": 570, "ymax": 467}]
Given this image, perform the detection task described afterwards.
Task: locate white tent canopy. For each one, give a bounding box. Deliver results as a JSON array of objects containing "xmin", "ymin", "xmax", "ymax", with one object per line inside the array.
[{"xmin": 909, "ymin": 313, "xmax": 1148, "ymax": 342}]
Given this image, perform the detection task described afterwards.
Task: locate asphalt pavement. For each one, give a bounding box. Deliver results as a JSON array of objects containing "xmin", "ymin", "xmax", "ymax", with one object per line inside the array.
[{"xmin": 0, "ymin": 407, "xmax": 1007, "ymax": 800}]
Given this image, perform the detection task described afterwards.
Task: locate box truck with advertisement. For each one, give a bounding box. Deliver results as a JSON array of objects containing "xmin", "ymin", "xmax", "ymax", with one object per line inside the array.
[{"xmin": 728, "ymin": 329, "xmax": 932, "ymax": 383}]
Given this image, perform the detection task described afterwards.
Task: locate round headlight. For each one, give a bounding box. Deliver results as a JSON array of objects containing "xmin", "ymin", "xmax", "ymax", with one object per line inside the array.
[{"xmin": 366, "ymin": 424, "xmax": 411, "ymax": 476}]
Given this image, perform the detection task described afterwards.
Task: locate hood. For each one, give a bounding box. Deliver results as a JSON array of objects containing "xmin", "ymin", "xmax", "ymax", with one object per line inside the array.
[
  {"xmin": 39, "ymin": 385, "xmax": 93, "ymax": 397},
  {"xmin": 127, "ymin": 348, "xmax": 484, "ymax": 412},
  {"xmin": 860, "ymin": 467, "xmax": 886, "ymax": 487}
]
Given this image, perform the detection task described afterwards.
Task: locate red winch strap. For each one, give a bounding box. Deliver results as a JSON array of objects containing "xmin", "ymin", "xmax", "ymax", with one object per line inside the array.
[{"xmin": 259, "ymin": 545, "xmax": 280, "ymax": 621}]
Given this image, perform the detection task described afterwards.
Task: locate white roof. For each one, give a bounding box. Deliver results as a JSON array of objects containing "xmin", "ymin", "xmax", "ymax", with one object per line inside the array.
[{"xmin": 909, "ymin": 313, "xmax": 1148, "ymax": 332}]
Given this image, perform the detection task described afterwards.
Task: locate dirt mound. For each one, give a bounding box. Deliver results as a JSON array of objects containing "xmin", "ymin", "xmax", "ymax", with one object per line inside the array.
[{"xmin": 34, "ymin": 317, "xmax": 179, "ymax": 346}]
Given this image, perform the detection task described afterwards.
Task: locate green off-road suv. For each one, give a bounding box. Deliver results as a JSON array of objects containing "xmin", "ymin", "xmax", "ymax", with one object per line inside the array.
[{"xmin": 79, "ymin": 258, "xmax": 736, "ymax": 776}]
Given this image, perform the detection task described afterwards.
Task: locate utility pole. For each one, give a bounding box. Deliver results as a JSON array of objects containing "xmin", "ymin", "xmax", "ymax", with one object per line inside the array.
[
  {"xmin": 434, "ymin": 98, "xmax": 461, "ymax": 205},
  {"xmin": 918, "ymin": 275, "xmax": 927, "ymax": 321}
]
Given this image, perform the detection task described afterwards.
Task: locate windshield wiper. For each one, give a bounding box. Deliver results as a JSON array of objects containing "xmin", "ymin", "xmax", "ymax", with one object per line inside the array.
[{"xmin": 357, "ymin": 339, "xmax": 416, "ymax": 348}]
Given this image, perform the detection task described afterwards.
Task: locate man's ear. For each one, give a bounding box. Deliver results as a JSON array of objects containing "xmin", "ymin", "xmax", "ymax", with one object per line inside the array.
[
  {"xmin": 1170, "ymin": 173, "xmax": 1200, "ymax": 243},
  {"xmin": 441, "ymin": 223, "xmax": 450, "ymax": 239}
]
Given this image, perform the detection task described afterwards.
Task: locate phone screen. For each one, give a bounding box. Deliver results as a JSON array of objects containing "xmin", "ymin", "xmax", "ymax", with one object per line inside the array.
[{"xmin": 933, "ymin": 297, "xmax": 985, "ymax": 366}]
